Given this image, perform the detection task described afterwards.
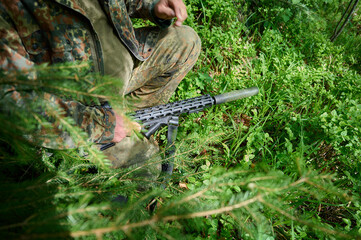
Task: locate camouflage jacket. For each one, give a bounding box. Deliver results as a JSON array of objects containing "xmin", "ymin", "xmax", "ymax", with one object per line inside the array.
[{"xmin": 0, "ymin": 0, "xmax": 170, "ymax": 149}]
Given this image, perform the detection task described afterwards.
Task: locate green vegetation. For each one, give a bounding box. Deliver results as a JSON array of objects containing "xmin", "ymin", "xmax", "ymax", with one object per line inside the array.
[{"xmin": 1, "ymin": 0, "xmax": 361, "ymax": 239}]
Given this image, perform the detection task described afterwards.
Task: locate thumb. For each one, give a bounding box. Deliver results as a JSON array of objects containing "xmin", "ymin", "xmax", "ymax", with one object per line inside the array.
[
  {"xmin": 155, "ymin": 4, "xmax": 176, "ymax": 19},
  {"xmin": 170, "ymin": 1, "xmax": 187, "ymax": 26}
]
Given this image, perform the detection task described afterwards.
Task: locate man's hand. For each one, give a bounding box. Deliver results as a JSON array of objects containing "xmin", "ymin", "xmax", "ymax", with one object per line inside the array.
[
  {"xmin": 112, "ymin": 112, "xmax": 141, "ymax": 143},
  {"xmin": 154, "ymin": 0, "xmax": 188, "ymax": 27}
]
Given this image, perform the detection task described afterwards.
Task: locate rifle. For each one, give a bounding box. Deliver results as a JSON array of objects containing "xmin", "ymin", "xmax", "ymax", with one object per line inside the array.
[{"xmin": 100, "ymin": 86, "xmax": 259, "ymax": 179}]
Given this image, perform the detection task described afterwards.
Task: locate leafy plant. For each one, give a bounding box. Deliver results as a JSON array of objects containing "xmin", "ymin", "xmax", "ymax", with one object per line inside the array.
[{"xmin": 1, "ymin": 0, "xmax": 361, "ymax": 239}]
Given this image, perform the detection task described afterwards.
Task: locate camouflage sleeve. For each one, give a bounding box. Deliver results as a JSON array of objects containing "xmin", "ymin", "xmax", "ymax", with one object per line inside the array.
[
  {"xmin": 0, "ymin": 11, "xmax": 116, "ymax": 149},
  {"xmin": 125, "ymin": 0, "xmax": 155, "ymax": 18},
  {"xmin": 0, "ymin": 13, "xmax": 34, "ymax": 71},
  {"xmin": 36, "ymin": 94, "xmax": 116, "ymax": 149}
]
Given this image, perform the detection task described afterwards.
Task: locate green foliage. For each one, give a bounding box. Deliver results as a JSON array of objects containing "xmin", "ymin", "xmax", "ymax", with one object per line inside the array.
[
  {"xmin": 174, "ymin": 0, "xmax": 361, "ymax": 238},
  {"xmin": 1, "ymin": 0, "xmax": 361, "ymax": 239}
]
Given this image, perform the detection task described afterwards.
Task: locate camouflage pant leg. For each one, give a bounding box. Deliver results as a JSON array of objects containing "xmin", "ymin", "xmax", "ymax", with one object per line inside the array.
[
  {"xmin": 125, "ymin": 25, "xmax": 201, "ymax": 109},
  {"xmin": 102, "ymin": 136, "xmax": 162, "ymax": 190}
]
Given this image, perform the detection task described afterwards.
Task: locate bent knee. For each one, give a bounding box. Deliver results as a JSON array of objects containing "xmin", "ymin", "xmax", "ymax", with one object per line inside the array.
[
  {"xmin": 164, "ymin": 25, "xmax": 201, "ymax": 65},
  {"xmin": 176, "ymin": 26, "xmax": 201, "ymax": 46},
  {"xmin": 175, "ymin": 25, "xmax": 201, "ymax": 55}
]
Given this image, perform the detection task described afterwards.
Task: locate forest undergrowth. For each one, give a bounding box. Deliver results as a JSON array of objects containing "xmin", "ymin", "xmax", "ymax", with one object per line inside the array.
[{"xmin": 1, "ymin": 0, "xmax": 361, "ymax": 239}]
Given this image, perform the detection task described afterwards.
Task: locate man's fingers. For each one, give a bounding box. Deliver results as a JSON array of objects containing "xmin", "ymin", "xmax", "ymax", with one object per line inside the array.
[
  {"xmin": 170, "ymin": 0, "xmax": 187, "ymax": 26},
  {"xmin": 155, "ymin": 4, "xmax": 175, "ymax": 19},
  {"xmin": 112, "ymin": 112, "xmax": 142, "ymax": 143},
  {"xmin": 154, "ymin": 0, "xmax": 188, "ymax": 26},
  {"xmin": 122, "ymin": 115, "xmax": 141, "ymax": 136},
  {"xmin": 128, "ymin": 121, "xmax": 142, "ymax": 133}
]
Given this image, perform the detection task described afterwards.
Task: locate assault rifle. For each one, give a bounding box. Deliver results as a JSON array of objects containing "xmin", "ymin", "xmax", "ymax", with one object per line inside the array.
[{"xmin": 100, "ymin": 86, "xmax": 259, "ymax": 178}]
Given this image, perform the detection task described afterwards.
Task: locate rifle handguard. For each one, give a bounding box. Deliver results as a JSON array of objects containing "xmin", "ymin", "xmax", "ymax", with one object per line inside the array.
[
  {"xmin": 213, "ymin": 87, "xmax": 259, "ymax": 105},
  {"xmin": 100, "ymin": 86, "xmax": 259, "ymax": 151}
]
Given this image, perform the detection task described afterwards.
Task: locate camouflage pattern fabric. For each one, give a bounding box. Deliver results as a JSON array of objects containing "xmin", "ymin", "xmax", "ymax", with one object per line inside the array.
[
  {"xmin": 102, "ymin": 135, "xmax": 162, "ymax": 190},
  {"xmin": 103, "ymin": 24, "xmax": 200, "ymax": 180},
  {"xmin": 126, "ymin": 25, "xmax": 201, "ymax": 109},
  {"xmin": 0, "ymin": 0, "xmax": 170, "ymax": 148},
  {"xmin": 0, "ymin": 0, "xmax": 201, "ymax": 176}
]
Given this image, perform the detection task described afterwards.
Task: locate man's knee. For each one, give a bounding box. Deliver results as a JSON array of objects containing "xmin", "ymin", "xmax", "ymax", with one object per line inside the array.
[
  {"xmin": 175, "ymin": 25, "xmax": 201, "ymax": 51},
  {"xmin": 173, "ymin": 25, "xmax": 201, "ymax": 64},
  {"xmin": 159, "ymin": 25, "xmax": 201, "ymax": 65},
  {"xmin": 101, "ymin": 136, "xmax": 162, "ymax": 190},
  {"xmin": 102, "ymin": 136, "xmax": 160, "ymax": 169}
]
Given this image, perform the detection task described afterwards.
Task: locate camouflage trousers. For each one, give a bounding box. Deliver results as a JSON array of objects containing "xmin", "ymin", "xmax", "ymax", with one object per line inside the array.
[{"xmin": 103, "ymin": 25, "xmax": 201, "ymax": 187}]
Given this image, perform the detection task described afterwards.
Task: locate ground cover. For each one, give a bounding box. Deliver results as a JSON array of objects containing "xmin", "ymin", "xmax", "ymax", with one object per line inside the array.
[{"xmin": 1, "ymin": 0, "xmax": 360, "ymax": 239}]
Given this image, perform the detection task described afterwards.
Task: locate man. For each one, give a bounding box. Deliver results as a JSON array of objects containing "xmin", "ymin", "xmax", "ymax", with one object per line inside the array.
[{"xmin": 0, "ymin": 0, "xmax": 201, "ymax": 180}]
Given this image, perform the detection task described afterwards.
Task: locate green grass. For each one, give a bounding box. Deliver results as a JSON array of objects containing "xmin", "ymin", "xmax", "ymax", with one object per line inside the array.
[
  {"xmin": 168, "ymin": 0, "xmax": 361, "ymax": 238},
  {"xmin": 1, "ymin": 0, "xmax": 361, "ymax": 239}
]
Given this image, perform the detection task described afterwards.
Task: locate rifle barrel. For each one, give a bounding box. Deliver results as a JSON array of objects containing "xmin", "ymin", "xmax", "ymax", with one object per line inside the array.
[{"xmin": 213, "ymin": 86, "xmax": 259, "ymax": 105}]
